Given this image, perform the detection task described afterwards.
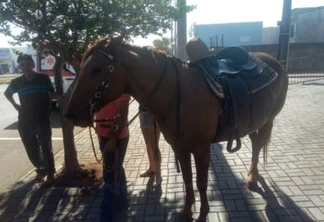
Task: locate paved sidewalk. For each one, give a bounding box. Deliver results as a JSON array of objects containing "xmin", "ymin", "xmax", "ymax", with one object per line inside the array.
[{"xmin": 0, "ymin": 79, "xmax": 324, "ymax": 222}]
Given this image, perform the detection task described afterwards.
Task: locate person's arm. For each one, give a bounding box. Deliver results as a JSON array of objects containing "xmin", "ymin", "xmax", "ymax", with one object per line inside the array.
[
  {"xmin": 44, "ymin": 75, "xmax": 62, "ymax": 100},
  {"xmin": 4, "ymin": 90, "xmax": 20, "ymax": 112},
  {"xmin": 104, "ymin": 99, "xmax": 129, "ymax": 152},
  {"xmin": 49, "ymin": 91, "xmax": 62, "ymax": 100}
]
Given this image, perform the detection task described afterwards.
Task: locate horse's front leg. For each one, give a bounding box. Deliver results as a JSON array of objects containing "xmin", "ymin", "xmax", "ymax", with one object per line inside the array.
[
  {"xmin": 193, "ymin": 144, "xmax": 210, "ymax": 222},
  {"xmin": 177, "ymin": 151, "xmax": 195, "ymax": 219}
]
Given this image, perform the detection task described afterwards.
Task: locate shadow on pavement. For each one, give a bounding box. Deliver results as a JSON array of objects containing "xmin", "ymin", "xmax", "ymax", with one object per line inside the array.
[
  {"xmin": 119, "ymin": 176, "xmax": 187, "ymax": 222},
  {"xmin": 0, "ymin": 177, "xmax": 91, "ymax": 221},
  {"xmin": 207, "ymin": 143, "xmax": 314, "ymax": 222},
  {"xmin": 0, "ymin": 143, "xmax": 315, "ymax": 222},
  {"xmin": 257, "ymin": 175, "xmax": 313, "ymax": 222}
]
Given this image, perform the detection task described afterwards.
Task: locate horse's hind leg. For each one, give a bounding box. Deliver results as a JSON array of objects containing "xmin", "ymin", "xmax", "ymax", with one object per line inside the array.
[
  {"xmin": 248, "ymin": 119, "xmax": 273, "ymax": 190},
  {"xmin": 177, "ymin": 152, "xmax": 195, "ymax": 219},
  {"xmin": 193, "ymin": 144, "xmax": 210, "ymax": 222}
]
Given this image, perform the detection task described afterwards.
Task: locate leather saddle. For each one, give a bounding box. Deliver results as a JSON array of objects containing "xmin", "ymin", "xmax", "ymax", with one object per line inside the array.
[
  {"xmin": 194, "ymin": 46, "xmax": 278, "ymax": 153},
  {"xmin": 216, "ymin": 46, "xmax": 256, "ymax": 74}
]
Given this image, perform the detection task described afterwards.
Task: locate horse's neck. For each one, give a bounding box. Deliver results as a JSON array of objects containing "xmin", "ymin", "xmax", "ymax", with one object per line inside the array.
[{"xmin": 122, "ymin": 49, "xmax": 176, "ymax": 118}]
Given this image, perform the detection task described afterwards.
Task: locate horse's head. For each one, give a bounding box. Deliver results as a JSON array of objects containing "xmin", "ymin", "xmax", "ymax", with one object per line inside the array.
[{"xmin": 64, "ymin": 35, "xmax": 127, "ymax": 127}]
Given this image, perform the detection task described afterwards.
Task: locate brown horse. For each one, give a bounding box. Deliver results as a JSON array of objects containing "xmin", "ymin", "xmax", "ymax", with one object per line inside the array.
[{"xmin": 64, "ymin": 36, "xmax": 288, "ymax": 221}]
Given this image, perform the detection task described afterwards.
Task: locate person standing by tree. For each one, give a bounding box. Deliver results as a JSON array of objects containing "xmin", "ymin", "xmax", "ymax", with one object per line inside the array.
[
  {"xmin": 139, "ymin": 106, "xmax": 162, "ymax": 187},
  {"xmin": 4, "ymin": 54, "xmax": 57, "ymax": 187},
  {"xmin": 95, "ymin": 93, "xmax": 131, "ymax": 221}
]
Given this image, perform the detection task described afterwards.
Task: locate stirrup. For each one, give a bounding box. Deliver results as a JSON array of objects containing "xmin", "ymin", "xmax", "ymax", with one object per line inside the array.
[{"xmin": 226, "ymin": 130, "xmax": 242, "ymax": 153}]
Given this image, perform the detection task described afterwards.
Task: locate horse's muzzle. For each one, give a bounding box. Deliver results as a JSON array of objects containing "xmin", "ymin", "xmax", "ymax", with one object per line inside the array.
[{"xmin": 64, "ymin": 105, "xmax": 93, "ymax": 127}]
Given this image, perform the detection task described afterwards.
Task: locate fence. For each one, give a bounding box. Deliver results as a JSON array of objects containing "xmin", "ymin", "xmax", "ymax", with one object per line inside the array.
[
  {"xmin": 288, "ymin": 72, "xmax": 324, "ymax": 84},
  {"xmin": 285, "ymin": 52, "xmax": 324, "ymax": 84}
]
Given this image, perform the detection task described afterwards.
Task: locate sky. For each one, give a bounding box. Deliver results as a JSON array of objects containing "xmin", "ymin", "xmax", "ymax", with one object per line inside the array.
[{"xmin": 1, "ymin": 0, "xmax": 324, "ymax": 48}]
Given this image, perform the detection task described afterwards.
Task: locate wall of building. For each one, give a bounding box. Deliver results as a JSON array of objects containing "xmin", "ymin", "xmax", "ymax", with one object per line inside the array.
[
  {"xmin": 294, "ymin": 8, "xmax": 324, "ymax": 43},
  {"xmin": 0, "ymin": 48, "xmax": 12, "ymax": 74},
  {"xmin": 0, "ymin": 47, "xmax": 36, "ymax": 73},
  {"xmin": 191, "ymin": 22, "xmax": 263, "ymax": 47},
  {"xmin": 262, "ymin": 27, "xmax": 279, "ymax": 45}
]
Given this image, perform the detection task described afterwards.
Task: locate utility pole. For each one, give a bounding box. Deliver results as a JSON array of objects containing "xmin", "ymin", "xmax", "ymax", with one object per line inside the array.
[
  {"xmin": 176, "ymin": 0, "xmax": 187, "ymax": 61},
  {"xmin": 277, "ymin": 0, "xmax": 292, "ymax": 70}
]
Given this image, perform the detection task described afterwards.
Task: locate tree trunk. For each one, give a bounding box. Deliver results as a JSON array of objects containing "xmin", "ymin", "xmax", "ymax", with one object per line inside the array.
[{"xmin": 53, "ymin": 56, "xmax": 82, "ymax": 175}]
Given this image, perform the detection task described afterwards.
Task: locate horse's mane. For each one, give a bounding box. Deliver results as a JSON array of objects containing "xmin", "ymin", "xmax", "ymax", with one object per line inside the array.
[
  {"xmin": 123, "ymin": 44, "xmax": 185, "ymax": 66},
  {"xmin": 122, "ymin": 43, "xmax": 168, "ymax": 61},
  {"xmin": 82, "ymin": 38, "xmax": 183, "ymax": 67},
  {"xmin": 81, "ymin": 38, "xmax": 108, "ymax": 66}
]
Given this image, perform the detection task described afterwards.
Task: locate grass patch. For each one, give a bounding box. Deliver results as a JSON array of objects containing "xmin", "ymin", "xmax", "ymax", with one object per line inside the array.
[{"xmin": 0, "ymin": 73, "xmax": 21, "ymax": 84}]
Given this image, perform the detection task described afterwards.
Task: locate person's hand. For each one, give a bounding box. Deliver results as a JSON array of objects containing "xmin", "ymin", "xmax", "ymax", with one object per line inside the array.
[{"xmin": 13, "ymin": 103, "xmax": 21, "ymax": 112}]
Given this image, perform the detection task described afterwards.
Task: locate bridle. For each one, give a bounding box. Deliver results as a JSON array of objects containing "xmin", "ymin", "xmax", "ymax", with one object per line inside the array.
[
  {"xmin": 88, "ymin": 45, "xmax": 170, "ymax": 116},
  {"xmin": 86, "ymin": 44, "xmax": 170, "ymax": 131},
  {"xmin": 89, "ymin": 47, "xmax": 116, "ymax": 115},
  {"xmin": 86, "ymin": 44, "xmax": 170, "ymax": 165}
]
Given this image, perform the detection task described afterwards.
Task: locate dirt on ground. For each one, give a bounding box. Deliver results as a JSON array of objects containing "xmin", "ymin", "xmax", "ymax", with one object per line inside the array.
[{"xmin": 53, "ymin": 162, "xmax": 103, "ymax": 194}]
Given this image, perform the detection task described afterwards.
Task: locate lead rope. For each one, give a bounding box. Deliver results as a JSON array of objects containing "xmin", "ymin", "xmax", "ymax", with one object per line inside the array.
[
  {"xmin": 88, "ymin": 98, "xmax": 140, "ymax": 193},
  {"xmin": 89, "ymin": 126, "xmax": 103, "ymax": 163},
  {"xmin": 89, "ymin": 98, "xmax": 139, "ymax": 163},
  {"xmin": 171, "ymin": 59, "xmax": 181, "ymax": 173}
]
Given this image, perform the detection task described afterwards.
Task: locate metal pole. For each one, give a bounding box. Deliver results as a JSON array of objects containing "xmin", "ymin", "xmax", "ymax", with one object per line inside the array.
[
  {"xmin": 277, "ymin": 0, "xmax": 292, "ymax": 70},
  {"xmin": 221, "ymin": 34, "xmax": 224, "ymax": 47},
  {"xmin": 216, "ymin": 35, "xmax": 218, "ymax": 47},
  {"xmin": 176, "ymin": 0, "xmax": 187, "ymax": 61}
]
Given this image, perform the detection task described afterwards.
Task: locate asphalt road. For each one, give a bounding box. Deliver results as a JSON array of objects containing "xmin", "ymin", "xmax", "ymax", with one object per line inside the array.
[{"xmin": 0, "ymin": 84, "xmax": 84, "ymax": 192}]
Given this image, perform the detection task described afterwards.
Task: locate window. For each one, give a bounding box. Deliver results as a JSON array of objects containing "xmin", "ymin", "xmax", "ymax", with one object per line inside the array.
[{"xmin": 0, "ymin": 64, "xmax": 10, "ymax": 74}]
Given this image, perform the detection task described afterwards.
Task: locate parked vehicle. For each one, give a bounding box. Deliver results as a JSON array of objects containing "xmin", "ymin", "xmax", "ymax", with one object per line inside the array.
[{"xmin": 36, "ymin": 52, "xmax": 75, "ymax": 108}]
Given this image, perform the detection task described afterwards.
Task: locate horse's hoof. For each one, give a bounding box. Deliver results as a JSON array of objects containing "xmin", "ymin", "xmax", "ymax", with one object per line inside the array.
[
  {"xmin": 247, "ymin": 180, "xmax": 259, "ymax": 191},
  {"xmin": 179, "ymin": 213, "xmax": 194, "ymax": 222}
]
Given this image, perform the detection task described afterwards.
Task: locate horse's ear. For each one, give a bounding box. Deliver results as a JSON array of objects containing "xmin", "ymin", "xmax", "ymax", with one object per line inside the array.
[{"xmin": 111, "ymin": 35, "xmax": 124, "ymax": 46}]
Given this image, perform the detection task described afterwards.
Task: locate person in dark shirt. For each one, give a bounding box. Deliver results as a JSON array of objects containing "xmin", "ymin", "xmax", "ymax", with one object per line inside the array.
[{"xmin": 4, "ymin": 54, "xmax": 58, "ymax": 188}]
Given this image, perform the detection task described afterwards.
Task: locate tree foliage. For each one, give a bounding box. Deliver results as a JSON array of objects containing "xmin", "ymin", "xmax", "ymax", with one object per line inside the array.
[
  {"xmin": 0, "ymin": 0, "xmax": 194, "ymax": 70},
  {"xmin": 0, "ymin": 0, "xmax": 194, "ymax": 176},
  {"xmin": 153, "ymin": 37, "xmax": 172, "ymax": 55}
]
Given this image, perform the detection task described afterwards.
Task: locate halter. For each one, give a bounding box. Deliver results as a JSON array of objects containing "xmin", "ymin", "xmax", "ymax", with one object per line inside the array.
[
  {"xmin": 89, "ymin": 46, "xmax": 170, "ymax": 115},
  {"xmin": 89, "ymin": 47, "xmax": 116, "ymax": 115}
]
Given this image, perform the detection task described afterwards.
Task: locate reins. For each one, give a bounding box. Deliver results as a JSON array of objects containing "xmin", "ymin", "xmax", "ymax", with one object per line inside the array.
[
  {"xmin": 171, "ymin": 59, "xmax": 182, "ymax": 173},
  {"xmin": 89, "ymin": 98, "xmax": 139, "ymax": 164}
]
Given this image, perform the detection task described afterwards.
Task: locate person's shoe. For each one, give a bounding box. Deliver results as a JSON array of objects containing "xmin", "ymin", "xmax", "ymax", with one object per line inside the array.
[
  {"xmin": 139, "ymin": 170, "xmax": 155, "ymax": 177},
  {"xmin": 40, "ymin": 174, "xmax": 56, "ymax": 188}
]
